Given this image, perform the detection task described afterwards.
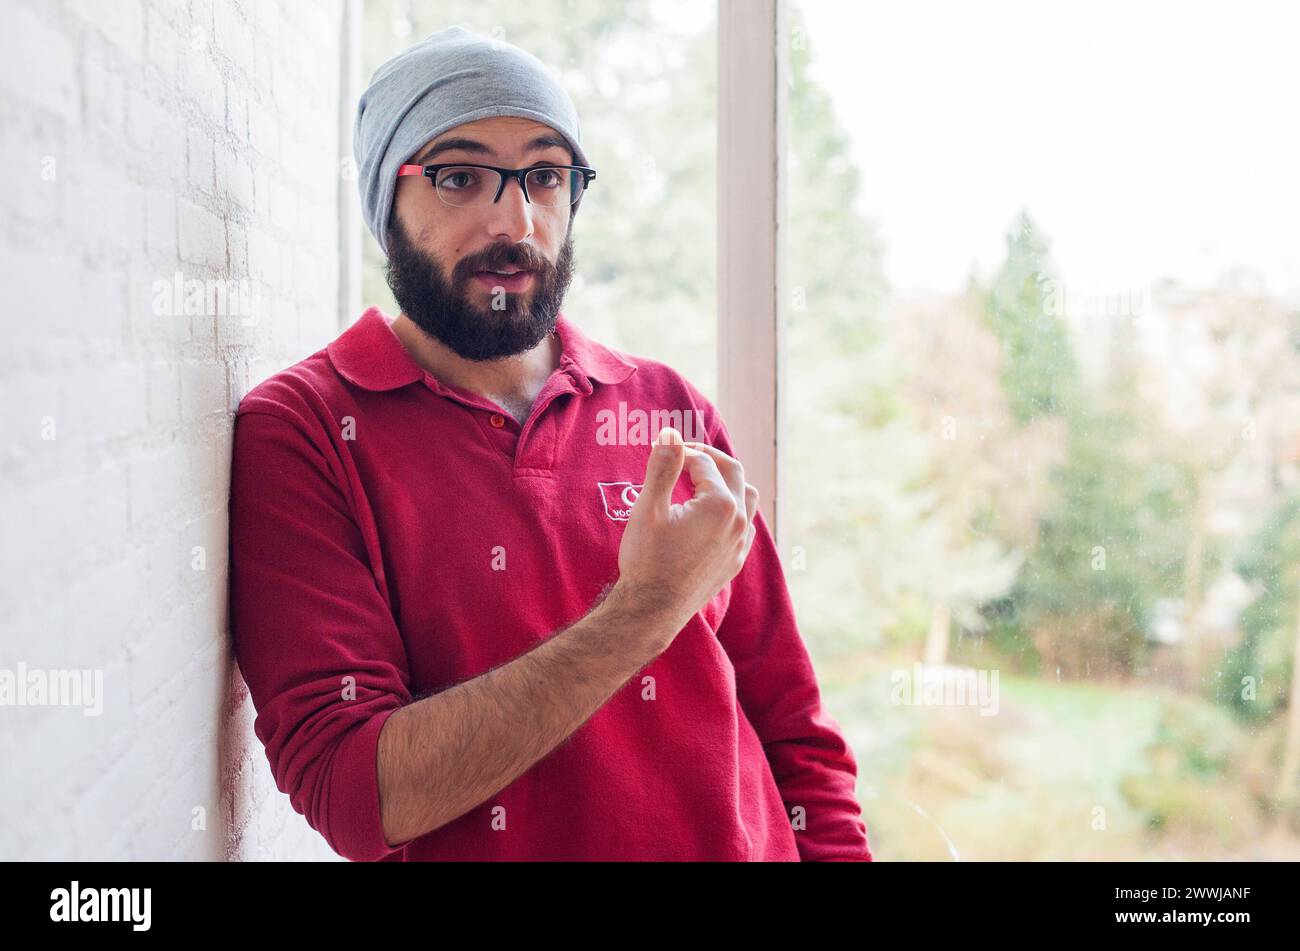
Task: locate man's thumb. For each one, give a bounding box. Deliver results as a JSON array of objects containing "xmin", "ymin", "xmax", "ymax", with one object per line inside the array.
[{"xmin": 638, "ymin": 426, "xmax": 685, "ymax": 511}]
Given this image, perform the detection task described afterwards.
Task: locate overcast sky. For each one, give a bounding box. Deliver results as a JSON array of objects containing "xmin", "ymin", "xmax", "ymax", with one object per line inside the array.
[{"xmin": 795, "ymin": 0, "xmax": 1300, "ymax": 304}]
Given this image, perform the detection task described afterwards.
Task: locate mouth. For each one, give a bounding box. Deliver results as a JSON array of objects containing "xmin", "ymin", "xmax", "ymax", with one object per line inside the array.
[{"xmin": 473, "ymin": 269, "xmax": 535, "ymax": 292}]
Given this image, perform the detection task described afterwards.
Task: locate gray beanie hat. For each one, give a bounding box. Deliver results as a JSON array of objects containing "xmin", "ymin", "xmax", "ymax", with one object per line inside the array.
[{"xmin": 354, "ymin": 25, "xmax": 590, "ymax": 256}]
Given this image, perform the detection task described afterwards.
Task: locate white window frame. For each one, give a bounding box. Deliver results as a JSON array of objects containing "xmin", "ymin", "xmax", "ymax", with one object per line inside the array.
[
  {"xmin": 718, "ymin": 0, "xmax": 788, "ymax": 547},
  {"xmin": 339, "ymin": 0, "xmax": 363, "ymax": 327}
]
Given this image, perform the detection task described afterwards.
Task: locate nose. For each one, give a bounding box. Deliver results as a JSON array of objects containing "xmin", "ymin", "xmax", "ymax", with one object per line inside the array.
[{"xmin": 484, "ymin": 174, "xmax": 534, "ymax": 244}]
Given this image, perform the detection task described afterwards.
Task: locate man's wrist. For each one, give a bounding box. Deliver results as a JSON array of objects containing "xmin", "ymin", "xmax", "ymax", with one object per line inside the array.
[{"xmin": 596, "ymin": 579, "xmax": 681, "ymax": 655}]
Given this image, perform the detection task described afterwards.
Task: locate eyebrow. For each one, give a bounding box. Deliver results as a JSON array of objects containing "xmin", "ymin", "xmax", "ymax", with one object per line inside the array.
[{"xmin": 412, "ymin": 133, "xmax": 573, "ymax": 166}]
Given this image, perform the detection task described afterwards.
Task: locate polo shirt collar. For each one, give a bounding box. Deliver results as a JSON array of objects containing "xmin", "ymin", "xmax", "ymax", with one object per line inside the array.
[{"xmin": 327, "ymin": 307, "xmax": 638, "ymax": 394}]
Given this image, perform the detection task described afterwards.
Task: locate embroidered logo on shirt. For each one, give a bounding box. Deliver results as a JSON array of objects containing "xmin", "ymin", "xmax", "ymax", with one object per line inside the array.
[{"xmin": 597, "ymin": 481, "xmax": 644, "ymax": 521}]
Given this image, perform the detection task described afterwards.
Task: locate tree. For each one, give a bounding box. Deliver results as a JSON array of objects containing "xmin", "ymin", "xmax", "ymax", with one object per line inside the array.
[
  {"xmin": 1226, "ymin": 493, "xmax": 1300, "ymax": 722},
  {"xmin": 978, "ymin": 210, "xmax": 1078, "ymax": 425},
  {"xmin": 974, "ymin": 212, "xmax": 1187, "ymax": 677}
]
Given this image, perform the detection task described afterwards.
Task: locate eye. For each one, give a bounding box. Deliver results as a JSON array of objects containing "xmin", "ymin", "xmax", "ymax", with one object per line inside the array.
[
  {"xmin": 438, "ymin": 169, "xmax": 478, "ymax": 189},
  {"xmin": 529, "ymin": 168, "xmax": 563, "ymax": 189}
]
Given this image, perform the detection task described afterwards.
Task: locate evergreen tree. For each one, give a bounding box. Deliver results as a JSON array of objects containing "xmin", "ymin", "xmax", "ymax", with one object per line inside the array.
[{"xmin": 1224, "ymin": 493, "xmax": 1300, "ymax": 720}]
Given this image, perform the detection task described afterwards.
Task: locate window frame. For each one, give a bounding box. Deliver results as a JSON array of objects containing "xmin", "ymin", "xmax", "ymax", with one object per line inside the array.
[{"xmin": 718, "ymin": 0, "xmax": 788, "ymax": 545}]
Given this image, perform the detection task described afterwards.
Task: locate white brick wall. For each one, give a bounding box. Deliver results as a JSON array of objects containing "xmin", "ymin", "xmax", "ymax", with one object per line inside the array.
[{"xmin": 0, "ymin": 0, "xmax": 350, "ymax": 860}]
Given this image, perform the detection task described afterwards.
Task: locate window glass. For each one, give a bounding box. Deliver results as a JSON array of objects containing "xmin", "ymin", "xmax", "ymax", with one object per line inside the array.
[{"xmin": 788, "ymin": 0, "xmax": 1300, "ymax": 860}]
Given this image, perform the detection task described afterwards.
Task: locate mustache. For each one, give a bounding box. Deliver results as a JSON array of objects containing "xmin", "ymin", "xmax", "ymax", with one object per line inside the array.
[{"xmin": 460, "ymin": 245, "xmax": 547, "ymax": 275}]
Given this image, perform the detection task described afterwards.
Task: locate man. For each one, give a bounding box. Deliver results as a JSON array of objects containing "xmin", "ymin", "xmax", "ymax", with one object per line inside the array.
[{"xmin": 228, "ymin": 25, "xmax": 871, "ymax": 862}]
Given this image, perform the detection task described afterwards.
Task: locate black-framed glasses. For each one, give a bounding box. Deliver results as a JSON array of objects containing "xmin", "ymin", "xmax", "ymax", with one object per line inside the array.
[{"xmin": 396, "ymin": 162, "xmax": 597, "ymax": 208}]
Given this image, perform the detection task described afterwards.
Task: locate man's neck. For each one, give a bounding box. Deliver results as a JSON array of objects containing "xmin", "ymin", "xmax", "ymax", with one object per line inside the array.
[{"xmin": 389, "ymin": 312, "xmax": 561, "ymax": 411}]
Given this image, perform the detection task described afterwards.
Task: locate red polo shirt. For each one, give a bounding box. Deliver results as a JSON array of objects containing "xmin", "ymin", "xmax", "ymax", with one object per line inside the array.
[{"xmin": 228, "ymin": 306, "xmax": 872, "ymax": 862}]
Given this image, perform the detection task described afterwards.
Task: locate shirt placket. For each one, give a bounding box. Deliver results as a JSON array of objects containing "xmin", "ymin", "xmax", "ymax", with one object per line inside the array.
[{"xmin": 421, "ymin": 368, "xmax": 583, "ymax": 473}]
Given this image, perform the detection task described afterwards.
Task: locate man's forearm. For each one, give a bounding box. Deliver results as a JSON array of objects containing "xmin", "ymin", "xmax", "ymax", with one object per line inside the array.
[{"xmin": 375, "ymin": 582, "xmax": 672, "ymax": 848}]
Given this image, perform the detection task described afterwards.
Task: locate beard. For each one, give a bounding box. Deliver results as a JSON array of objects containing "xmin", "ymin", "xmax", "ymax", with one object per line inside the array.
[{"xmin": 384, "ymin": 213, "xmax": 575, "ymax": 361}]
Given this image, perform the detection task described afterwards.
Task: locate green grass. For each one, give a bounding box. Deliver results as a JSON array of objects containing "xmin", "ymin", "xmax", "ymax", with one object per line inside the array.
[{"xmin": 818, "ymin": 661, "xmax": 1295, "ymax": 860}]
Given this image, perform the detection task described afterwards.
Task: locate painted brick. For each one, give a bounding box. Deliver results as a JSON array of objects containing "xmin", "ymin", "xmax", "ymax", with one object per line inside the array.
[{"xmin": 0, "ymin": 0, "xmax": 348, "ymax": 863}]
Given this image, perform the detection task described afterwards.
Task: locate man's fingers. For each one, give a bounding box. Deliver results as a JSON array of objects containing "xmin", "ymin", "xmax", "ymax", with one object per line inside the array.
[
  {"xmin": 678, "ymin": 446, "xmax": 731, "ymax": 506},
  {"xmin": 682, "ymin": 441, "xmax": 746, "ymax": 513},
  {"xmin": 637, "ymin": 427, "xmax": 687, "ymax": 517},
  {"xmin": 741, "ymin": 483, "xmax": 759, "ymax": 554}
]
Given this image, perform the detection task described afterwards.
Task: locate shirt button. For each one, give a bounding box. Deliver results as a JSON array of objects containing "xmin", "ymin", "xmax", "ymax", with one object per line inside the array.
[{"xmin": 489, "ymin": 413, "xmax": 506, "ymax": 428}]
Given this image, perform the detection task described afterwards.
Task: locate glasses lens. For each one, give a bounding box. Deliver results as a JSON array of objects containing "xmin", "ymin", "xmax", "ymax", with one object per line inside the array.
[
  {"xmin": 434, "ymin": 166, "xmax": 500, "ymax": 207},
  {"xmin": 525, "ymin": 167, "xmax": 580, "ymax": 206}
]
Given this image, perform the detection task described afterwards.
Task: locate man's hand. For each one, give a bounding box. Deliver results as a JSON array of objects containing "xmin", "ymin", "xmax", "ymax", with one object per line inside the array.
[{"xmin": 612, "ymin": 426, "xmax": 760, "ymax": 653}]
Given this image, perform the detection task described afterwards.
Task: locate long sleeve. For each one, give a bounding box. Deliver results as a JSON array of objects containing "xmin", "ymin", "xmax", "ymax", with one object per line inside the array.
[
  {"xmin": 228, "ymin": 404, "xmax": 413, "ymax": 862},
  {"xmin": 703, "ymin": 410, "xmax": 873, "ymax": 862}
]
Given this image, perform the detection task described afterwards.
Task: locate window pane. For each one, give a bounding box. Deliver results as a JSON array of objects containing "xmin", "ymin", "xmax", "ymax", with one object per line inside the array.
[
  {"xmin": 361, "ymin": 0, "xmax": 718, "ymax": 397},
  {"xmin": 788, "ymin": 0, "xmax": 1300, "ymax": 860}
]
